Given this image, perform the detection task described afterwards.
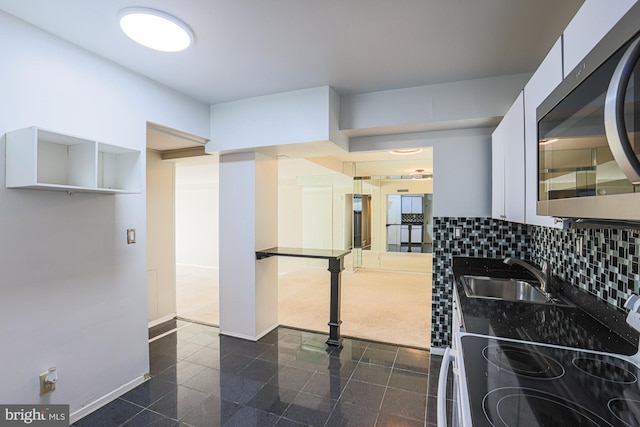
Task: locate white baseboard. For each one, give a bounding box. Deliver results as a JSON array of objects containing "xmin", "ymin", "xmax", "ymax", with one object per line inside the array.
[
  {"xmin": 219, "ymin": 322, "xmax": 278, "ymax": 342},
  {"xmin": 176, "ymin": 263, "xmax": 219, "ymax": 270},
  {"xmin": 69, "ymin": 375, "xmax": 147, "ymax": 424},
  {"xmin": 256, "ymin": 323, "xmax": 279, "ymax": 340},
  {"xmin": 430, "ymin": 346, "xmax": 446, "ymax": 356},
  {"xmin": 148, "ymin": 313, "xmax": 176, "ymax": 328}
]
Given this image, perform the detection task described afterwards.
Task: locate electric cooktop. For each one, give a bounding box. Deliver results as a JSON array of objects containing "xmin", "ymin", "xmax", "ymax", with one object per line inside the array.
[{"xmin": 458, "ymin": 333, "xmax": 640, "ymax": 426}]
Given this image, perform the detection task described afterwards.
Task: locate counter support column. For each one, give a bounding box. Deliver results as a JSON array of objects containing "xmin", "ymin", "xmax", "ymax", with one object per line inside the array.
[{"xmin": 327, "ymin": 256, "xmax": 344, "ymax": 346}]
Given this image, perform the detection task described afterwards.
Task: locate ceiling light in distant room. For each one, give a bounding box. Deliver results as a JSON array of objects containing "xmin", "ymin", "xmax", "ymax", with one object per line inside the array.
[
  {"xmin": 411, "ymin": 169, "xmax": 432, "ymax": 180},
  {"xmin": 389, "ymin": 148, "xmax": 422, "ymax": 155},
  {"xmin": 118, "ymin": 8, "xmax": 194, "ymax": 52}
]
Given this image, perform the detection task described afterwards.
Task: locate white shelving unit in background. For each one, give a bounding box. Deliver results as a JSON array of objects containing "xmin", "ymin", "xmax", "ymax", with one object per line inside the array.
[{"xmin": 5, "ymin": 126, "xmax": 140, "ymax": 194}]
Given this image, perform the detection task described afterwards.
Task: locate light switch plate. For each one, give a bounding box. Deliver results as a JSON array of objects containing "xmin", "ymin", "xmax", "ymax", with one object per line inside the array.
[{"xmin": 127, "ymin": 229, "xmax": 136, "ymax": 244}]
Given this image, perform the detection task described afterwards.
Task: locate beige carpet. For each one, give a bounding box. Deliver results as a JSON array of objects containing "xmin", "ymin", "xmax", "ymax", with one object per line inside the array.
[
  {"xmin": 176, "ymin": 265, "xmax": 432, "ymax": 349},
  {"xmin": 278, "ymin": 268, "xmax": 431, "ymax": 349},
  {"xmin": 176, "ymin": 265, "xmax": 219, "ymax": 325}
]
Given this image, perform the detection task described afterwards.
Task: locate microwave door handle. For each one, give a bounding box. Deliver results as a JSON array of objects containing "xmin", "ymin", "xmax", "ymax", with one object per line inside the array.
[{"xmin": 605, "ymin": 35, "xmax": 640, "ymax": 185}]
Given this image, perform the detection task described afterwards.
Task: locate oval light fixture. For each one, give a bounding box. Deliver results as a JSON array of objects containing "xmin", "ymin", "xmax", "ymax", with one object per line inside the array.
[
  {"xmin": 539, "ymin": 138, "xmax": 558, "ymax": 145},
  {"xmin": 389, "ymin": 148, "xmax": 423, "ymax": 155},
  {"xmin": 411, "ymin": 168, "xmax": 432, "ymax": 180},
  {"xmin": 118, "ymin": 7, "xmax": 194, "ymax": 52}
]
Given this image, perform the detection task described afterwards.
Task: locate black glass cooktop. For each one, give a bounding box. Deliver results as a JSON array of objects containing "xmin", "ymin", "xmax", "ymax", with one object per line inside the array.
[{"xmin": 458, "ymin": 334, "xmax": 640, "ymax": 427}]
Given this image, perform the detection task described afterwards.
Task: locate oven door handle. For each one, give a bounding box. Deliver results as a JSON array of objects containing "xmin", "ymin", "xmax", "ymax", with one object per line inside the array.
[
  {"xmin": 437, "ymin": 347, "xmax": 456, "ymax": 427},
  {"xmin": 605, "ymin": 35, "xmax": 640, "ymax": 185}
]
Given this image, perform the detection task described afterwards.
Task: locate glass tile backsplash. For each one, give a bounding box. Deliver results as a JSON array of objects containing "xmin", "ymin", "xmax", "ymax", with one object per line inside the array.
[
  {"xmin": 431, "ymin": 217, "xmax": 640, "ymax": 349},
  {"xmin": 531, "ymin": 225, "xmax": 640, "ymax": 310},
  {"xmin": 431, "ymin": 217, "xmax": 530, "ymax": 348}
]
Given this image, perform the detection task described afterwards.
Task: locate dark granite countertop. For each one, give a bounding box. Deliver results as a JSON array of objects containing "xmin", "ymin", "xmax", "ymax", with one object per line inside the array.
[
  {"xmin": 453, "ymin": 256, "xmax": 639, "ymax": 355},
  {"xmin": 256, "ymin": 247, "xmax": 351, "ymax": 260}
]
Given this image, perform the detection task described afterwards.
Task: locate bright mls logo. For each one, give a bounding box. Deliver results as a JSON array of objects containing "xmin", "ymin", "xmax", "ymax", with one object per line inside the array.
[{"xmin": 1, "ymin": 405, "xmax": 68, "ymax": 427}]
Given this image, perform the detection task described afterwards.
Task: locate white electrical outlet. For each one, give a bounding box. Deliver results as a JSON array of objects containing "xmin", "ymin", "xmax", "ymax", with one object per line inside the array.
[{"xmin": 39, "ymin": 367, "xmax": 57, "ymax": 395}]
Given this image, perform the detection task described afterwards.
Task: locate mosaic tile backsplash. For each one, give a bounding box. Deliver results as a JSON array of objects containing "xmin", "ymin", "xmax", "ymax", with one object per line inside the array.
[
  {"xmin": 431, "ymin": 217, "xmax": 531, "ymax": 348},
  {"xmin": 531, "ymin": 225, "xmax": 640, "ymax": 310},
  {"xmin": 431, "ymin": 217, "xmax": 640, "ymax": 349}
]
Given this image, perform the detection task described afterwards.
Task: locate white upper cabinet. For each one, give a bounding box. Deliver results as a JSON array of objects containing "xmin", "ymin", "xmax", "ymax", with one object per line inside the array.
[
  {"xmin": 492, "ymin": 119, "xmax": 506, "ymax": 220},
  {"xmin": 523, "ymin": 38, "xmax": 564, "ymax": 228},
  {"xmin": 563, "ymin": 0, "xmax": 637, "ymax": 77},
  {"xmin": 5, "ymin": 127, "xmax": 141, "ymax": 194},
  {"xmin": 492, "ymin": 91, "xmax": 525, "ymax": 223}
]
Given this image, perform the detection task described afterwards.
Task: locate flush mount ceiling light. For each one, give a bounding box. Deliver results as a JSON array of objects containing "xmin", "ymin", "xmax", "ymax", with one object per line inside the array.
[
  {"xmin": 540, "ymin": 138, "xmax": 558, "ymax": 145},
  {"xmin": 411, "ymin": 169, "xmax": 433, "ymax": 180},
  {"xmin": 389, "ymin": 148, "xmax": 422, "ymax": 155},
  {"xmin": 118, "ymin": 7, "xmax": 194, "ymax": 52}
]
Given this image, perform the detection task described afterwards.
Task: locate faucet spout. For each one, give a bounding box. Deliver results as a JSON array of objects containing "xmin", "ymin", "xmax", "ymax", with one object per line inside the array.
[{"xmin": 503, "ymin": 258, "xmax": 551, "ymax": 294}]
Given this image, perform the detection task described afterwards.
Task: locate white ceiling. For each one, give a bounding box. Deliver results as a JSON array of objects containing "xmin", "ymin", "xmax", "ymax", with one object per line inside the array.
[
  {"xmin": 0, "ymin": 0, "xmax": 583, "ymax": 106},
  {"xmin": 0, "ymin": 0, "xmax": 584, "ymax": 174}
]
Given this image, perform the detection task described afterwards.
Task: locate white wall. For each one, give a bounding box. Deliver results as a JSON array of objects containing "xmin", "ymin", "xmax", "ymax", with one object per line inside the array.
[
  {"xmin": 278, "ymin": 158, "xmax": 342, "ymax": 248},
  {"xmin": 219, "ymin": 152, "xmax": 278, "ymax": 340},
  {"xmin": 146, "ymin": 150, "xmax": 176, "ymax": 324},
  {"xmin": 209, "ymin": 86, "xmax": 335, "ymax": 153},
  {"xmin": 350, "ymin": 128, "xmax": 492, "ymax": 218},
  {"xmin": 340, "ymin": 74, "xmax": 530, "ymax": 133},
  {"xmin": 278, "ymin": 159, "xmax": 347, "ymax": 271},
  {"xmin": 175, "ymin": 156, "xmax": 219, "ymax": 268},
  {"xmin": 0, "ymin": 11, "xmax": 209, "ymax": 419},
  {"xmin": 278, "ymin": 177, "xmax": 303, "ymax": 249},
  {"xmin": 302, "ymin": 186, "xmax": 333, "ymax": 249}
]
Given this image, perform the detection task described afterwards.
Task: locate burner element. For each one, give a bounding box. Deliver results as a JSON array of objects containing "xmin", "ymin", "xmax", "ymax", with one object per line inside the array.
[
  {"xmin": 484, "ymin": 388, "xmax": 614, "ymax": 427},
  {"xmin": 483, "ymin": 345, "xmax": 564, "ymax": 379},
  {"xmin": 572, "ymin": 357, "xmax": 638, "ymax": 384},
  {"xmin": 609, "ymin": 398, "xmax": 640, "ymax": 426}
]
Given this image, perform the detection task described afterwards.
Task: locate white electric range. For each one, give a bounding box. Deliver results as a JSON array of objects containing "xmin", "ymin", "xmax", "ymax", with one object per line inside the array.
[{"xmin": 446, "ymin": 333, "xmax": 640, "ymax": 426}]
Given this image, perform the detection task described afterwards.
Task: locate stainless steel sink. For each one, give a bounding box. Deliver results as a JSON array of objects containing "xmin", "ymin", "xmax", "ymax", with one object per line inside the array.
[{"xmin": 461, "ymin": 275, "xmax": 568, "ymax": 305}]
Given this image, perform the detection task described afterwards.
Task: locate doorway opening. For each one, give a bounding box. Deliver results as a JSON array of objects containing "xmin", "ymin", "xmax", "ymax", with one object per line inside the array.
[
  {"xmin": 386, "ymin": 194, "xmax": 433, "ymax": 253},
  {"xmin": 353, "ymin": 194, "xmax": 372, "ymax": 250},
  {"xmin": 174, "ymin": 156, "xmax": 219, "ymax": 326},
  {"xmin": 145, "ymin": 122, "xmax": 217, "ymax": 328},
  {"xmin": 277, "ymin": 152, "xmax": 433, "ymax": 349},
  {"xmin": 148, "ymin": 131, "xmax": 434, "ymax": 348}
]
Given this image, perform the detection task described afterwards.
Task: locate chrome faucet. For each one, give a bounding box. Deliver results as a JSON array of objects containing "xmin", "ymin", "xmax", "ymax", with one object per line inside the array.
[{"xmin": 503, "ymin": 258, "xmax": 552, "ymax": 294}]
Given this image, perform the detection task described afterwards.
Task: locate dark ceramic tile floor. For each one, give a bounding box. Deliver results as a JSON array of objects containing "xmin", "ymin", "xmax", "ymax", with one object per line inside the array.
[{"xmin": 74, "ymin": 320, "xmax": 450, "ymax": 427}]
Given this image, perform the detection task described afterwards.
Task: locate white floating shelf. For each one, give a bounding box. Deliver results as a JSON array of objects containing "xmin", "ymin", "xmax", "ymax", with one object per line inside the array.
[{"xmin": 5, "ymin": 127, "xmax": 141, "ymax": 194}]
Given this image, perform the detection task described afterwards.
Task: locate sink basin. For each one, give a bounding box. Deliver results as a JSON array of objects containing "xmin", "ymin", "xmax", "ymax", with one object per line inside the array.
[{"xmin": 462, "ymin": 275, "xmax": 558, "ymax": 304}]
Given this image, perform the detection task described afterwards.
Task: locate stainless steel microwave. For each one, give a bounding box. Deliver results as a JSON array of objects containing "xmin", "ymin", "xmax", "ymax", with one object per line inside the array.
[{"xmin": 537, "ymin": 3, "xmax": 640, "ymax": 222}]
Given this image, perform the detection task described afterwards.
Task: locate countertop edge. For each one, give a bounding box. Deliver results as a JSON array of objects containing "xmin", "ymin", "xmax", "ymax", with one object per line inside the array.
[{"xmin": 452, "ymin": 256, "xmax": 639, "ymax": 355}]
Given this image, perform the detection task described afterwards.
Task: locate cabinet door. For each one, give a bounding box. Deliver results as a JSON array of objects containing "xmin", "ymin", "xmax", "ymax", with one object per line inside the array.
[
  {"xmin": 563, "ymin": 0, "xmax": 637, "ymax": 77},
  {"xmin": 400, "ymin": 225, "xmax": 409, "ymax": 242},
  {"xmin": 491, "ymin": 122, "xmax": 506, "ymax": 220},
  {"xmin": 524, "ymin": 38, "xmax": 564, "ymax": 227},
  {"xmin": 492, "ymin": 91, "xmax": 525, "ymax": 223},
  {"xmin": 410, "ymin": 196, "xmax": 422, "ymax": 214},
  {"xmin": 411, "ymin": 225, "xmax": 422, "ymax": 243},
  {"xmin": 503, "ymin": 92, "xmax": 525, "ymax": 223}
]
